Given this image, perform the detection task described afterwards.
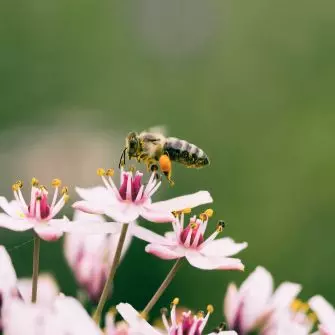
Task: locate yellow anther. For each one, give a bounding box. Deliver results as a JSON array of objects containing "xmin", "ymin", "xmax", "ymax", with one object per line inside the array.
[
  {"xmin": 299, "ymin": 302, "xmax": 310, "ymax": 313},
  {"xmin": 39, "ymin": 185, "xmax": 48, "ymax": 192},
  {"xmin": 97, "ymin": 168, "xmax": 106, "ymax": 176},
  {"xmin": 52, "ymin": 179, "xmax": 62, "ymax": 187},
  {"xmin": 207, "ymin": 304, "xmax": 214, "ymax": 314},
  {"xmin": 205, "ymin": 209, "xmax": 214, "ymax": 218},
  {"xmin": 106, "ymin": 168, "xmax": 114, "ymax": 177},
  {"xmin": 291, "ymin": 299, "xmax": 302, "ymax": 312},
  {"xmin": 63, "ymin": 194, "xmax": 70, "ymax": 203},
  {"xmin": 16, "ymin": 180, "xmax": 23, "ymax": 189},
  {"xmin": 172, "ymin": 297, "xmax": 179, "ymax": 305},
  {"xmin": 61, "ymin": 186, "xmax": 69, "ymax": 195},
  {"xmin": 31, "ymin": 177, "xmax": 39, "ymax": 187},
  {"xmin": 197, "ymin": 310, "xmax": 205, "ymax": 318},
  {"xmin": 190, "ymin": 222, "xmax": 198, "ymax": 229},
  {"xmin": 216, "ymin": 220, "xmax": 225, "ymax": 233},
  {"xmin": 12, "ymin": 183, "xmax": 19, "ymax": 191},
  {"xmin": 199, "ymin": 209, "xmax": 213, "ymax": 221},
  {"xmin": 182, "ymin": 208, "xmax": 192, "ymax": 214},
  {"xmin": 107, "ymin": 307, "xmax": 117, "ymax": 316}
]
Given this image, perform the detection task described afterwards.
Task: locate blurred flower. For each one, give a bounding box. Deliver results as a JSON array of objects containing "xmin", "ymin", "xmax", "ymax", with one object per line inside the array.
[
  {"xmin": 73, "ymin": 168, "xmax": 213, "ymax": 224},
  {"xmin": 134, "ymin": 210, "xmax": 247, "ymax": 271},
  {"xmin": 64, "ymin": 211, "xmax": 132, "ymax": 302},
  {"xmin": 309, "ymin": 295, "xmax": 335, "ymax": 335},
  {"xmin": 0, "ymin": 178, "xmax": 118, "ymax": 242},
  {"xmin": 223, "ymin": 266, "xmax": 305, "ymax": 335},
  {"xmin": 2, "ymin": 295, "xmax": 101, "ymax": 335},
  {"xmin": 0, "ymin": 246, "xmax": 19, "ymax": 330},
  {"xmin": 116, "ymin": 301, "xmax": 236, "ymax": 335},
  {"xmin": 0, "ymin": 245, "xmax": 101, "ymax": 334},
  {"xmin": 0, "ymin": 246, "xmax": 61, "ymax": 329}
]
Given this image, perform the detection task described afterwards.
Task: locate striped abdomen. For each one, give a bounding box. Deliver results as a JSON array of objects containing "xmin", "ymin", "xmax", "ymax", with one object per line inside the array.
[{"xmin": 163, "ymin": 137, "xmax": 210, "ymax": 168}]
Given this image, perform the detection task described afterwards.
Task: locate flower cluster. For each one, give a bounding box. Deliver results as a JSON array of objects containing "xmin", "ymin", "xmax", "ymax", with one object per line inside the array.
[{"xmin": 0, "ymin": 145, "xmax": 333, "ymax": 335}]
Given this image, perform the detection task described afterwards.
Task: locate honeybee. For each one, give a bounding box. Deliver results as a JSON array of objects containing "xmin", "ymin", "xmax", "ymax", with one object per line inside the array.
[{"xmin": 119, "ymin": 129, "xmax": 210, "ymax": 184}]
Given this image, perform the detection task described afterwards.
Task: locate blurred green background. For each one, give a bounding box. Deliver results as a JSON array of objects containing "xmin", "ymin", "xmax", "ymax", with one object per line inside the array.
[{"xmin": 1, "ymin": 0, "xmax": 335, "ymax": 331}]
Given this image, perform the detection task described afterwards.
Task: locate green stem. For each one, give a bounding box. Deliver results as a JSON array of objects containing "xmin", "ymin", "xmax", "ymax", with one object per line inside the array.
[
  {"xmin": 142, "ymin": 258, "xmax": 184, "ymax": 316},
  {"xmin": 31, "ymin": 235, "xmax": 41, "ymax": 303},
  {"xmin": 93, "ymin": 223, "xmax": 129, "ymax": 325}
]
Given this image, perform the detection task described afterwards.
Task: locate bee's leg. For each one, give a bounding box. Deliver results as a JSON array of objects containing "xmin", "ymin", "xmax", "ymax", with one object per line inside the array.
[
  {"xmin": 119, "ymin": 147, "xmax": 127, "ymax": 169},
  {"xmin": 150, "ymin": 164, "xmax": 160, "ymax": 180},
  {"xmin": 159, "ymin": 154, "xmax": 174, "ymax": 186}
]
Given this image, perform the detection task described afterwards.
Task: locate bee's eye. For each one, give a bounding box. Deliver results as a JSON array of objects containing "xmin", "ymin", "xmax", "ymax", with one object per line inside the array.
[{"xmin": 129, "ymin": 140, "xmax": 137, "ymax": 148}]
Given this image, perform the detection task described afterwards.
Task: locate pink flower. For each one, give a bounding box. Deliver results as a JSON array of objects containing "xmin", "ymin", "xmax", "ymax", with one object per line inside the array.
[
  {"xmin": 133, "ymin": 211, "xmax": 247, "ymax": 271},
  {"xmin": 0, "ymin": 246, "xmax": 101, "ymax": 335},
  {"xmin": 309, "ymin": 295, "xmax": 335, "ymax": 335},
  {"xmin": 223, "ymin": 266, "xmax": 308, "ymax": 335},
  {"xmin": 116, "ymin": 301, "xmax": 237, "ymax": 335},
  {"xmin": 2, "ymin": 295, "xmax": 102, "ymax": 335},
  {"xmin": 73, "ymin": 168, "xmax": 213, "ymax": 224},
  {"xmin": 0, "ymin": 246, "xmax": 19, "ymax": 330},
  {"xmin": 64, "ymin": 211, "xmax": 132, "ymax": 302},
  {"xmin": 0, "ymin": 246, "xmax": 60, "ymax": 329},
  {"xmin": 0, "ymin": 178, "xmax": 118, "ymax": 241}
]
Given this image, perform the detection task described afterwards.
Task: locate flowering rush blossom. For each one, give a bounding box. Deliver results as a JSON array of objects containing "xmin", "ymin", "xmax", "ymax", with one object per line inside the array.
[
  {"xmin": 133, "ymin": 210, "xmax": 247, "ymax": 270},
  {"xmin": 0, "ymin": 178, "xmax": 69, "ymax": 241},
  {"xmin": 73, "ymin": 167, "xmax": 213, "ymax": 223},
  {"xmin": 64, "ymin": 211, "xmax": 132, "ymax": 302},
  {"xmin": 0, "ymin": 178, "xmax": 118, "ymax": 241},
  {"xmin": 223, "ymin": 266, "xmax": 312, "ymax": 335},
  {"xmin": 0, "ymin": 245, "xmax": 59, "ymax": 325},
  {"xmin": 3, "ymin": 295, "xmax": 102, "ymax": 335},
  {"xmin": 0, "ymin": 245, "xmax": 101, "ymax": 335},
  {"xmin": 116, "ymin": 299, "xmax": 237, "ymax": 335},
  {"xmin": 309, "ymin": 295, "xmax": 335, "ymax": 335}
]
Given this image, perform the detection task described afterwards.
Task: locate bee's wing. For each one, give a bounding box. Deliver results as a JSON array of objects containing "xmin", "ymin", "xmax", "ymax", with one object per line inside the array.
[{"xmin": 147, "ymin": 125, "xmax": 168, "ymax": 137}]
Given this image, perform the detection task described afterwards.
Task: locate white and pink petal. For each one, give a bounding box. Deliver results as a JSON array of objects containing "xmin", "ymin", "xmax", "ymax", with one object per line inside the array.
[
  {"xmin": 185, "ymin": 251, "xmax": 245, "ymax": 271},
  {"xmin": 309, "ymin": 296, "xmax": 335, "ymax": 334},
  {"xmin": 224, "ymin": 283, "xmax": 239, "ymax": 328},
  {"xmin": 236, "ymin": 266, "xmax": 273, "ymax": 332},
  {"xmin": 200, "ymin": 238, "xmax": 248, "ymax": 257},
  {"xmin": 0, "ymin": 246, "xmax": 17, "ymax": 295},
  {"xmin": 140, "ymin": 205, "xmax": 175, "ymax": 223},
  {"xmin": 0, "ymin": 215, "xmax": 34, "ymax": 232},
  {"xmin": 145, "ymin": 244, "xmax": 183, "ymax": 260},
  {"xmin": 131, "ymin": 225, "xmax": 175, "ymax": 245},
  {"xmin": 149, "ymin": 191, "xmax": 213, "ymax": 213},
  {"xmin": 116, "ymin": 303, "xmax": 162, "ymax": 335}
]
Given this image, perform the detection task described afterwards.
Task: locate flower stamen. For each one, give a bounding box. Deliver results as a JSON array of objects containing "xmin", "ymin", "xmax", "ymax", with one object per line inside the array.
[
  {"xmin": 97, "ymin": 168, "xmax": 106, "ymax": 176},
  {"xmin": 31, "ymin": 177, "xmax": 39, "ymax": 187}
]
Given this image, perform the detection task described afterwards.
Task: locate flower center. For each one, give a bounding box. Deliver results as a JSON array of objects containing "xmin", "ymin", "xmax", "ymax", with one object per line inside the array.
[
  {"xmin": 161, "ymin": 298, "xmax": 213, "ymax": 335},
  {"xmin": 175, "ymin": 209, "xmax": 223, "ymax": 249},
  {"xmin": 97, "ymin": 167, "xmax": 161, "ymax": 205},
  {"xmin": 28, "ymin": 191, "xmax": 50, "ymax": 219},
  {"xmin": 118, "ymin": 172, "xmax": 143, "ymax": 201},
  {"xmin": 180, "ymin": 222, "xmax": 204, "ymax": 248}
]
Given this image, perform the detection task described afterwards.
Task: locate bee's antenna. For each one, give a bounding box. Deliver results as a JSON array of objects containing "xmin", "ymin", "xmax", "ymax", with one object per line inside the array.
[{"xmin": 118, "ymin": 147, "xmax": 127, "ymax": 169}]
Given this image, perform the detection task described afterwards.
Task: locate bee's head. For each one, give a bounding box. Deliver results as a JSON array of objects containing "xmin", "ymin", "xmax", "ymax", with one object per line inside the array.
[{"xmin": 126, "ymin": 132, "xmax": 140, "ymax": 157}]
